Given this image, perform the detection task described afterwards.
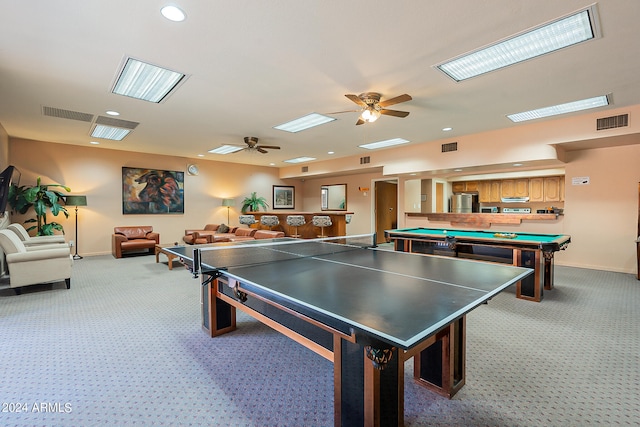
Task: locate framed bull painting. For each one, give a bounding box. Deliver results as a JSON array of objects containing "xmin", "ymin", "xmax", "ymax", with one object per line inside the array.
[{"xmin": 122, "ymin": 167, "xmax": 184, "ymax": 214}]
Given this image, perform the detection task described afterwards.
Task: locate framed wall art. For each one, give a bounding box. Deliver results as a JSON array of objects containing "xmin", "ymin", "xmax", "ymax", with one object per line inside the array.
[
  {"xmin": 272, "ymin": 185, "xmax": 295, "ymax": 209},
  {"xmin": 122, "ymin": 167, "xmax": 184, "ymax": 214}
]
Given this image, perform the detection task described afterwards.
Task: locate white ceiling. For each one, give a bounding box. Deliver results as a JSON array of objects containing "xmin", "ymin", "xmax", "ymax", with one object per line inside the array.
[{"xmin": 1, "ymin": 1, "xmax": 639, "ymax": 170}]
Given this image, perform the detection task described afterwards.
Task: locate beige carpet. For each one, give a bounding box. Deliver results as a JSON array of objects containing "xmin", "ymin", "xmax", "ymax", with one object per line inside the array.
[{"xmin": 0, "ymin": 254, "xmax": 638, "ymax": 426}]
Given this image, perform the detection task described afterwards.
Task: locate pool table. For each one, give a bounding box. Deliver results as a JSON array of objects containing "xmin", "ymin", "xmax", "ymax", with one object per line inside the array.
[{"xmin": 385, "ymin": 227, "xmax": 571, "ymax": 302}]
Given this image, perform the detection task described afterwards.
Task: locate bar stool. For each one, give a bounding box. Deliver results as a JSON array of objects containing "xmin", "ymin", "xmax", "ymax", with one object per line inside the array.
[
  {"xmin": 239, "ymin": 214, "xmax": 256, "ymax": 227},
  {"xmin": 286, "ymin": 215, "xmax": 306, "ymax": 238},
  {"xmin": 312, "ymin": 215, "xmax": 332, "ymax": 238},
  {"xmin": 260, "ymin": 215, "xmax": 280, "ymax": 230}
]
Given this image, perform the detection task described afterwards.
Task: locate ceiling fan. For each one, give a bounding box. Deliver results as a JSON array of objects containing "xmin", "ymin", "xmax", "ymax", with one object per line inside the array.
[
  {"xmin": 241, "ymin": 137, "xmax": 280, "ymax": 154},
  {"xmin": 339, "ymin": 92, "xmax": 412, "ymax": 125}
]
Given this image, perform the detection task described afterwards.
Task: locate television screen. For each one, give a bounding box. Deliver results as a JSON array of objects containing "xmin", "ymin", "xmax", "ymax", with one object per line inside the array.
[{"xmin": 0, "ymin": 165, "xmax": 21, "ymax": 216}]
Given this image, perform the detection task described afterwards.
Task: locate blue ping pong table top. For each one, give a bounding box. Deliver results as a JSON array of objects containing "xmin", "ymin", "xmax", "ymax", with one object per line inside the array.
[{"xmin": 165, "ymin": 239, "xmax": 532, "ymax": 350}]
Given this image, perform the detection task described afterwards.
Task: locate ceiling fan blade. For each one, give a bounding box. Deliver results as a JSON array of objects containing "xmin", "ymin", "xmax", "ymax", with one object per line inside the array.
[
  {"xmin": 378, "ymin": 94, "xmax": 412, "ymax": 108},
  {"xmin": 257, "ymin": 147, "xmax": 268, "ymax": 154},
  {"xmin": 345, "ymin": 94, "xmax": 367, "ymax": 107},
  {"xmin": 356, "ymin": 118, "xmax": 365, "ymax": 125},
  {"xmin": 380, "ymin": 109, "xmax": 410, "ymax": 118},
  {"xmin": 258, "ymin": 145, "xmax": 280, "ymax": 149}
]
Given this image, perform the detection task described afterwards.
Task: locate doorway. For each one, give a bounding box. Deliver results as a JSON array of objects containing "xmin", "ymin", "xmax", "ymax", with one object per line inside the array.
[{"xmin": 375, "ymin": 180, "xmax": 398, "ymax": 244}]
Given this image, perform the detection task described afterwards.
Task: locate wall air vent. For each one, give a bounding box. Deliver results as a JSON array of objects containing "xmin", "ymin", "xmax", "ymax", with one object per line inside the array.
[
  {"xmin": 596, "ymin": 114, "xmax": 628, "ymax": 130},
  {"xmin": 442, "ymin": 142, "xmax": 458, "ymax": 152},
  {"xmin": 42, "ymin": 106, "xmax": 94, "ymax": 122},
  {"xmin": 360, "ymin": 156, "xmax": 370, "ymax": 164},
  {"xmin": 301, "ymin": 166, "xmax": 309, "ymax": 173}
]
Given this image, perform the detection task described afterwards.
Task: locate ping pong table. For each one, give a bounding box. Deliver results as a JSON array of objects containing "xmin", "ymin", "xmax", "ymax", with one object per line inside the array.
[{"xmin": 164, "ymin": 235, "xmax": 532, "ymax": 427}]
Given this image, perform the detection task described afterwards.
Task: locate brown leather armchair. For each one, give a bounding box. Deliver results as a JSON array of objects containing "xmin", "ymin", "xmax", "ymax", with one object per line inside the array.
[{"xmin": 112, "ymin": 226, "xmax": 159, "ymax": 258}]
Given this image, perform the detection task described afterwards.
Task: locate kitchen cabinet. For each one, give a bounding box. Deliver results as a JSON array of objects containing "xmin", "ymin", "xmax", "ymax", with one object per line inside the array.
[
  {"xmin": 478, "ymin": 181, "xmax": 492, "ymax": 203},
  {"xmin": 529, "ymin": 176, "xmax": 562, "ymax": 202},
  {"xmin": 529, "ymin": 178, "xmax": 544, "ymax": 202},
  {"xmin": 479, "ymin": 181, "xmax": 501, "ymax": 203},
  {"xmin": 544, "ymin": 177, "xmax": 561, "ymax": 202},
  {"xmin": 515, "ymin": 179, "xmax": 529, "ymax": 197},
  {"xmin": 502, "ymin": 179, "xmax": 529, "ymax": 198},
  {"xmin": 465, "ymin": 181, "xmax": 478, "ymax": 192},
  {"xmin": 452, "ymin": 181, "xmax": 478, "ymax": 193},
  {"xmin": 501, "ymin": 180, "xmax": 515, "ymax": 198},
  {"xmin": 490, "ymin": 181, "xmax": 501, "ymax": 202}
]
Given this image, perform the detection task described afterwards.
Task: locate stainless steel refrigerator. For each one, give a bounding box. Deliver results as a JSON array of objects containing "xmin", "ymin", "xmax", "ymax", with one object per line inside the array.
[{"xmin": 451, "ymin": 193, "xmax": 478, "ymax": 213}]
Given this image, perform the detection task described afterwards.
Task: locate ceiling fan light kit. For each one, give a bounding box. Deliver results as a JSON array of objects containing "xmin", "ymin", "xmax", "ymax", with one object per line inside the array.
[
  {"xmin": 360, "ymin": 108, "xmax": 381, "ymax": 123},
  {"xmin": 242, "ymin": 137, "xmax": 280, "ymax": 154},
  {"xmin": 343, "ymin": 92, "xmax": 412, "ymax": 125}
]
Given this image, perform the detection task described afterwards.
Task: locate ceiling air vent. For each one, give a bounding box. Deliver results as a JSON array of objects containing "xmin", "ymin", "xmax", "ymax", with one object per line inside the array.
[
  {"xmin": 596, "ymin": 114, "xmax": 628, "ymax": 130},
  {"xmin": 442, "ymin": 142, "xmax": 458, "ymax": 152},
  {"xmin": 301, "ymin": 166, "xmax": 308, "ymax": 173},
  {"xmin": 360, "ymin": 156, "xmax": 370, "ymax": 164},
  {"xmin": 42, "ymin": 106, "xmax": 94, "ymax": 122}
]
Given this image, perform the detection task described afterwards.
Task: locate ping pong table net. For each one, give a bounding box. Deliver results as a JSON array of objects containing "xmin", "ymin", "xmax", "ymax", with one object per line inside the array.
[{"xmin": 192, "ymin": 234, "xmax": 377, "ymax": 276}]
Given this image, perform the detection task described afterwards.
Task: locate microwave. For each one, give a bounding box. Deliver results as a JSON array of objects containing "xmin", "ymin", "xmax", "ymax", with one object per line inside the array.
[{"xmin": 481, "ymin": 206, "xmax": 499, "ymax": 213}]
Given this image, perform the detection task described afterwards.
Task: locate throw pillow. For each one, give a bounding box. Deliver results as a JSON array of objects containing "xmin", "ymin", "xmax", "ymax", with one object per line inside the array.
[{"xmin": 217, "ymin": 223, "xmax": 230, "ymax": 233}]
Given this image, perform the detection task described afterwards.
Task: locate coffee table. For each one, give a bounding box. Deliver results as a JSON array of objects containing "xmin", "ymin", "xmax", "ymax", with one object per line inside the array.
[{"xmin": 155, "ymin": 243, "xmax": 182, "ymax": 270}]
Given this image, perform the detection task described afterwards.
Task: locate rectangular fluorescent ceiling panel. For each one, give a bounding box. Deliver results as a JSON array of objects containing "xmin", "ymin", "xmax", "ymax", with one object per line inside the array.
[
  {"xmin": 112, "ymin": 57, "xmax": 186, "ymax": 103},
  {"xmin": 284, "ymin": 156, "xmax": 316, "ymax": 164},
  {"xmin": 91, "ymin": 125, "xmax": 131, "ymax": 141},
  {"xmin": 359, "ymin": 138, "xmax": 409, "ymax": 150},
  {"xmin": 274, "ymin": 113, "xmax": 335, "ymax": 133},
  {"xmin": 436, "ymin": 6, "xmax": 598, "ymax": 81},
  {"xmin": 208, "ymin": 145, "xmax": 244, "ymax": 154},
  {"xmin": 507, "ymin": 95, "xmax": 609, "ymax": 122}
]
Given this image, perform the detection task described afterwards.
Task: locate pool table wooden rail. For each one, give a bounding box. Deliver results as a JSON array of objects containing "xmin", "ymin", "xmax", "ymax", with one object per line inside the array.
[{"xmin": 386, "ymin": 228, "xmax": 570, "ymax": 302}]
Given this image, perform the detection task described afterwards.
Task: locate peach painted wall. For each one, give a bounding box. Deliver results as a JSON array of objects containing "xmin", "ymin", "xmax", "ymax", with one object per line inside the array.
[
  {"xmin": 299, "ymin": 172, "xmax": 385, "ymax": 237},
  {"xmin": 0, "ymin": 124, "xmax": 8, "ymax": 168},
  {"xmin": 8, "ymin": 138, "xmax": 299, "ymax": 256},
  {"xmin": 6, "ymin": 135, "xmax": 640, "ymax": 275},
  {"xmin": 561, "ymin": 144, "xmax": 640, "ymax": 273}
]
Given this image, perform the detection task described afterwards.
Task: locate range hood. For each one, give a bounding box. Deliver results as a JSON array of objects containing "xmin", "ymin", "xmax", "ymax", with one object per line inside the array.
[{"xmin": 501, "ymin": 197, "xmax": 530, "ymax": 203}]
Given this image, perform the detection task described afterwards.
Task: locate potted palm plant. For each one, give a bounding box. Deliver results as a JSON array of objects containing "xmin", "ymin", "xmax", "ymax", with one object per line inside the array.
[
  {"xmin": 241, "ymin": 192, "xmax": 269, "ymax": 213},
  {"xmin": 8, "ymin": 177, "xmax": 71, "ymax": 235}
]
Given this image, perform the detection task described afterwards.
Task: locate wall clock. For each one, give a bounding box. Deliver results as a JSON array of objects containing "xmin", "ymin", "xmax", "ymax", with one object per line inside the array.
[{"xmin": 187, "ymin": 164, "xmax": 199, "ymax": 176}]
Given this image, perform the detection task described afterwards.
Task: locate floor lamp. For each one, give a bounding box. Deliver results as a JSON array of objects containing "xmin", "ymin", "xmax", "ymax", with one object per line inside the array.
[
  {"xmin": 221, "ymin": 198, "xmax": 235, "ymax": 224},
  {"xmin": 65, "ymin": 195, "xmax": 87, "ymax": 260}
]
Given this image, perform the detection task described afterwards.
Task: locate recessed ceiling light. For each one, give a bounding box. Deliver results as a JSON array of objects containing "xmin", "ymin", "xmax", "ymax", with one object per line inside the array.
[
  {"xmin": 90, "ymin": 141, "xmax": 100, "ymax": 145},
  {"xmin": 328, "ymin": 151, "xmax": 335, "ymax": 155},
  {"xmin": 442, "ymin": 127, "xmax": 453, "ymax": 132},
  {"xmin": 208, "ymin": 145, "xmax": 244, "ymax": 154},
  {"xmin": 112, "ymin": 57, "xmax": 187, "ymax": 103},
  {"xmin": 161, "ymin": 5, "xmax": 186, "ymax": 22},
  {"xmin": 359, "ymin": 138, "xmax": 409, "ymax": 150},
  {"xmin": 284, "ymin": 156, "xmax": 316, "ymax": 164},
  {"xmin": 106, "ymin": 110, "xmax": 120, "ymax": 116},
  {"xmin": 91, "ymin": 125, "xmax": 130, "ymax": 141},
  {"xmin": 274, "ymin": 113, "xmax": 336, "ymax": 133},
  {"xmin": 269, "ymin": 163, "xmax": 276, "ymax": 166},
  {"xmin": 513, "ymin": 163, "xmax": 523, "ymax": 167},
  {"xmin": 197, "ymin": 154, "xmax": 204, "ymax": 157},
  {"xmin": 507, "ymin": 95, "xmax": 609, "ymax": 122},
  {"xmin": 435, "ymin": 6, "xmax": 598, "ymax": 81},
  {"xmin": 454, "ymin": 169, "xmax": 463, "ymax": 172}
]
